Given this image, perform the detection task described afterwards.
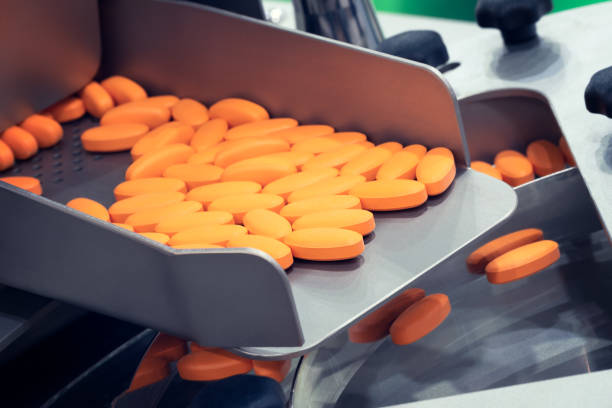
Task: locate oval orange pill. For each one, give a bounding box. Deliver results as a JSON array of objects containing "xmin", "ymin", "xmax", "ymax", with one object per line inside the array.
[
  {"xmin": 126, "ymin": 144, "xmax": 194, "ymax": 180},
  {"xmin": 66, "ymin": 197, "xmax": 110, "ymax": 222},
  {"xmin": 287, "ymin": 175, "xmax": 366, "ymax": 203},
  {"xmin": 125, "ymin": 201, "xmax": 202, "ymax": 232},
  {"xmin": 147, "ymin": 333, "xmax": 187, "ymax": 362},
  {"xmin": 427, "ymin": 147, "xmax": 454, "ymax": 158},
  {"xmin": 301, "ymin": 144, "xmax": 367, "ymax": 171},
  {"xmin": 252, "ymin": 360, "xmax": 291, "ymax": 382},
  {"xmin": 390, "ymin": 294, "xmax": 451, "ymax": 345},
  {"xmin": 80, "ymin": 81, "xmax": 115, "ymax": 118},
  {"xmin": 82, "ymin": 123, "xmax": 149, "ymax": 152},
  {"xmin": 188, "ymin": 143, "xmax": 226, "ymax": 165},
  {"xmin": 131, "ymin": 122, "xmax": 194, "ymax": 159},
  {"xmin": 0, "ymin": 140, "xmax": 14, "ymax": 170},
  {"xmin": 558, "ymin": 136, "xmax": 576, "ymax": 166},
  {"xmin": 280, "ymin": 195, "xmax": 362, "ymax": 223},
  {"xmin": 100, "ymin": 75, "xmax": 147, "ymax": 104},
  {"xmin": 243, "ymin": 209, "xmax": 292, "ymax": 239},
  {"xmin": 471, "ymin": 161, "xmax": 502, "ymax": 180},
  {"xmin": 376, "ymin": 150, "xmax": 420, "ymax": 181},
  {"xmin": 168, "ymin": 224, "xmax": 247, "ymax": 246},
  {"xmin": 128, "ymin": 357, "xmax": 169, "ymax": 391},
  {"xmin": 416, "ymin": 149, "xmax": 456, "ymax": 195},
  {"xmin": 114, "ymin": 177, "xmax": 187, "ymax": 201},
  {"xmin": 187, "ymin": 181, "xmax": 262, "ymax": 207},
  {"xmin": 221, "ymin": 158, "xmax": 296, "ymax": 186},
  {"xmin": 291, "ymin": 137, "xmax": 342, "ymax": 154},
  {"xmin": 141, "ymin": 95, "xmax": 180, "ymax": 109},
  {"xmin": 486, "ymin": 240, "xmax": 560, "ymax": 284},
  {"xmin": 113, "ymin": 223, "xmax": 135, "ymax": 232},
  {"xmin": 250, "ymin": 151, "xmax": 314, "ymax": 168},
  {"xmin": 155, "ymin": 211, "xmax": 234, "ymax": 236},
  {"xmin": 466, "ymin": 228, "xmax": 543, "ymax": 273},
  {"xmin": 209, "ymin": 98, "xmax": 269, "ymax": 127},
  {"xmin": 326, "ymin": 132, "xmax": 367, "ymax": 144},
  {"xmin": 225, "ymin": 118, "xmax": 298, "ymax": 141},
  {"xmin": 46, "ymin": 97, "xmax": 85, "ymax": 122},
  {"xmin": 171, "ymin": 243, "xmax": 224, "ymax": 249},
  {"xmin": 378, "ymin": 141, "xmax": 403, "ymax": 153},
  {"xmin": 140, "ymin": 232, "xmax": 170, "ymax": 245},
  {"xmin": 208, "ymin": 193, "xmax": 284, "ymax": 223},
  {"xmin": 283, "ymin": 227, "xmax": 364, "ymax": 261},
  {"xmin": 1, "ymin": 126, "xmax": 38, "ymax": 159},
  {"xmin": 100, "ymin": 102, "xmax": 170, "ymax": 129},
  {"xmin": 526, "ymin": 139, "xmax": 565, "ymax": 177},
  {"xmin": 348, "ymin": 288, "xmax": 426, "ymax": 343},
  {"xmin": 404, "ymin": 144, "xmax": 427, "ymax": 159},
  {"xmin": 0, "ymin": 176, "xmax": 42, "ymax": 195},
  {"xmin": 21, "ymin": 114, "xmax": 63, "ymax": 148},
  {"xmin": 494, "ymin": 150, "xmax": 534, "ymax": 187},
  {"xmin": 349, "ymin": 179, "xmax": 428, "ymax": 211},
  {"xmin": 214, "ymin": 137, "xmax": 289, "ymax": 167},
  {"xmin": 267, "ymin": 125, "xmax": 334, "ymax": 145},
  {"xmin": 358, "ymin": 141, "xmax": 375, "ymax": 149},
  {"xmin": 263, "ymin": 168, "xmax": 338, "ymax": 199},
  {"xmin": 191, "ymin": 118, "xmax": 228, "ymax": 150},
  {"xmin": 341, "ymin": 147, "xmax": 392, "ymax": 181},
  {"xmin": 292, "ymin": 209, "xmax": 375, "ymax": 235},
  {"xmin": 108, "ymin": 191, "xmax": 185, "ymax": 223},
  {"xmin": 171, "ymin": 98, "xmax": 209, "ymax": 127},
  {"xmin": 177, "ymin": 348, "xmax": 253, "ymax": 381},
  {"xmin": 163, "ymin": 163, "xmax": 223, "ymax": 189},
  {"xmin": 228, "ymin": 234, "xmax": 293, "ymax": 269}
]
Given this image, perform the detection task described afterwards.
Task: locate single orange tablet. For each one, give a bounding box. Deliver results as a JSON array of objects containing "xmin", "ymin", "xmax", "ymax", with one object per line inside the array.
[
  {"xmin": 416, "ymin": 149, "xmax": 456, "ymax": 195},
  {"xmin": 471, "ymin": 161, "xmax": 502, "ymax": 180},
  {"xmin": 168, "ymin": 224, "xmax": 248, "ymax": 246},
  {"xmin": 46, "ymin": 97, "xmax": 85, "ymax": 122},
  {"xmin": 0, "ymin": 176, "xmax": 42, "ymax": 195},
  {"xmin": 209, "ymin": 98, "xmax": 269, "ymax": 127},
  {"xmin": 267, "ymin": 125, "xmax": 334, "ymax": 145},
  {"xmin": 100, "ymin": 102, "xmax": 170, "ymax": 129},
  {"xmin": 377, "ymin": 141, "xmax": 403, "ymax": 153},
  {"xmin": 0, "ymin": 140, "xmax": 14, "ymax": 170},
  {"xmin": 114, "ymin": 177, "xmax": 187, "ymax": 201},
  {"xmin": 100, "ymin": 75, "xmax": 147, "ymax": 104},
  {"xmin": 209, "ymin": 193, "xmax": 284, "ymax": 223},
  {"xmin": 147, "ymin": 333, "xmax": 188, "ymax": 362},
  {"xmin": 21, "ymin": 114, "xmax": 63, "ymax": 148},
  {"xmin": 171, "ymin": 243, "xmax": 224, "ymax": 249},
  {"xmin": 163, "ymin": 163, "xmax": 223, "ymax": 189},
  {"xmin": 66, "ymin": 197, "xmax": 110, "ymax": 222},
  {"xmin": 358, "ymin": 141, "xmax": 375, "ymax": 149},
  {"xmin": 494, "ymin": 150, "xmax": 534, "ymax": 187},
  {"xmin": 125, "ymin": 200, "xmax": 202, "ymax": 232},
  {"xmin": 349, "ymin": 179, "xmax": 428, "ymax": 211},
  {"xmin": 291, "ymin": 137, "xmax": 343, "ymax": 154},
  {"xmin": 155, "ymin": 211, "xmax": 234, "ymax": 235},
  {"xmin": 131, "ymin": 122, "xmax": 194, "ymax": 159},
  {"xmin": 80, "ymin": 81, "xmax": 115, "ymax": 118},
  {"xmin": 243, "ymin": 209, "xmax": 292, "ymax": 239},
  {"xmin": 221, "ymin": 158, "xmax": 297, "ymax": 186},
  {"xmin": 177, "ymin": 348, "xmax": 253, "ymax": 381},
  {"xmin": 526, "ymin": 139, "xmax": 565, "ymax": 177},
  {"xmin": 427, "ymin": 147, "xmax": 453, "ymax": 158},
  {"xmin": 558, "ymin": 136, "xmax": 576, "ymax": 166},
  {"xmin": 376, "ymin": 150, "xmax": 420, "ymax": 181},
  {"xmin": 466, "ymin": 228, "xmax": 544, "ymax": 273},
  {"xmin": 292, "ymin": 209, "xmax": 375, "ymax": 235},
  {"xmin": 225, "ymin": 118, "xmax": 298, "ymax": 140},
  {"xmin": 82, "ymin": 123, "xmax": 149, "ymax": 152},
  {"xmin": 140, "ymin": 232, "xmax": 170, "ymax": 245},
  {"xmin": 283, "ymin": 227, "xmax": 364, "ymax": 261},
  {"xmin": 1, "ymin": 126, "xmax": 38, "ymax": 159},
  {"xmin": 263, "ymin": 168, "xmax": 338, "ymax": 199},
  {"xmin": 280, "ymin": 195, "xmax": 362, "ymax": 223},
  {"xmin": 404, "ymin": 144, "xmax": 427, "ymax": 159},
  {"xmin": 302, "ymin": 144, "xmax": 368, "ymax": 171},
  {"xmin": 340, "ymin": 147, "xmax": 393, "ymax": 181},
  {"xmin": 252, "ymin": 360, "xmax": 291, "ymax": 382},
  {"xmin": 187, "ymin": 181, "xmax": 262, "ymax": 207},
  {"xmin": 126, "ymin": 144, "xmax": 194, "ymax": 180},
  {"xmin": 250, "ymin": 151, "xmax": 314, "ymax": 168},
  {"xmin": 326, "ymin": 132, "xmax": 367, "ymax": 144},
  {"xmin": 171, "ymin": 98, "xmax": 209, "ymax": 127},
  {"xmin": 108, "ymin": 191, "xmax": 185, "ymax": 223},
  {"xmin": 228, "ymin": 234, "xmax": 294, "ymax": 269},
  {"xmin": 287, "ymin": 175, "xmax": 366, "ymax": 203},
  {"xmin": 348, "ymin": 288, "xmax": 426, "ymax": 343},
  {"xmin": 214, "ymin": 137, "xmax": 290, "ymax": 167},
  {"xmin": 142, "ymin": 95, "xmax": 180, "ymax": 109},
  {"xmin": 191, "ymin": 118, "xmax": 228, "ymax": 150},
  {"xmin": 128, "ymin": 357, "xmax": 169, "ymax": 391},
  {"xmin": 113, "ymin": 223, "xmax": 135, "ymax": 232},
  {"xmin": 390, "ymin": 294, "xmax": 451, "ymax": 345},
  {"xmin": 486, "ymin": 240, "xmax": 560, "ymax": 284}
]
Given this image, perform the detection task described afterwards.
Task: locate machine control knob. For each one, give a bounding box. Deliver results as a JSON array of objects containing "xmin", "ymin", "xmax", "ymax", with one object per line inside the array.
[
  {"xmin": 585, "ymin": 66, "xmax": 612, "ymax": 118},
  {"xmin": 376, "ymin": 30, "xmax": 449, "ymax": 67}
]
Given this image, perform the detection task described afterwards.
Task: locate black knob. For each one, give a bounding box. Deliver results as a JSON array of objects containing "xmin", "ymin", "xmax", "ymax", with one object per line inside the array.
[
  {"xmin": 376, "ymin": 30, "xmax": 449, "ymax": 67},
  {"xmin": 585, "ymin": 66, "xmax": 612, "ymax": 118},
  {"xmin": 476, "ymin": 0, "xmax": 552, "ymax": 46}
]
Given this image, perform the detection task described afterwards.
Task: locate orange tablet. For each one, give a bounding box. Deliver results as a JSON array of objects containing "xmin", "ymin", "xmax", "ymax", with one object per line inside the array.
[
  {"xmin": 114, "ymin": 177, "xmax": 187, "ymax": 201},
  {"xmin": 376, "ymin": 150, "xmax": 420, "ymax": 181},
  {"xmin": 349, "ymin": 179, "xmax": 428, "ymax": 211},
  {"xmin": 283, "ymin": 227, "xmax": 364, "ymax": 261},
  {"xmin": 191, "ymin": 118, "xmax": 228, "ymax": 150},
  {"xmin": 208, "ymin": 193, "xmax": 284, "ymax": 223},
  {"xmin": 67, "ymin": 197, "xmax": 110, "ymax": 222},
  {"xmin": 171, "ymin": 243, "xmax": 224, "ymax": 249},
  {"xmin": 348, "ymin": 288, "xmax": 426, "ymax": 343},
  {"xmin": 263, "ymin": 168, "xmax": 338, "ymax": 199},
  {"xmin": 142, "ymin": 95, "xmax": 180, "ymax": 109},
  {"xmin": 21, "ymin": 114, "xmax": 63, "ymax": 148},
  {"xmin": 377, "ymin": 141, "xmax": 403, "ymax": 153},
  {"xmin": 494, "ymin": 150, "xmax": 534, "ymax": 187},
  {"xmin": 163, "ymin": 163, "xmax": 223, "ymax": 189},
  {"xmin": 125, "ymin": 201, "xmax": 202, "ymax": 232},
  {"xmin": 113, "ymin": 223, "xmax": 135, "ymax": 232},
  {"xmin": 100, "ymin": 75, "xmax": 147, "ymax": 104},
  {"xmin": 326, "ymin": 132, "xmax": 367, "ymax": 144},
  {"xmin": 280, "ymin": 195, "xmax": 362, "ymax": 223},
  {"xmin": 108, "ymin": 191, "xmax": 185, "ymax": 223},
  {"xmin": 0, "ymin": 140, "xmax": 14, "ymax": 171},
  {"xmin": 1, "ymin": 126, "xmax": 38, "ymax": 159},
  {"xmin": 214, "ymin": 137, "xmax": 290, "ymax": 167},
  {"xmin": 82, "ymin": 123, "xmax": 149, "ymax": 152},
  {"xmin": 471, "ymin": 161, "xmax": 502, "ymax": 180},
  {"xmin": 416, "ymin": 149, "xmax": 456, "ymax": 195},
  {"xmin": 131, "ymin": 122, "xmax": 194, "ymax": 159},
  {"xmin": 485, "ymin": 240, "xmax": 560, "ymax": 284},
  {"xmin": 147, "ymin": 333, "xmax": 188, "ymax": 362},
  {"xmin": 526, "ymin": 139, "xmax": 565, "ymax": 177},
  {"xmin": 252, "ymin": 360, "xmax": 291, "ymax": 382},
  {"xmin": 46, "ymin": 97, "xmax": 85, "ymax": 122},
  {"xmin": 228, "ymin": 234, "xmax": 294, "ymax": 269},
  {"xmin": 287, "ymin": 175, "xmax": 366, "ymax": 203},
  {"xmin": 177, "ymin": 348, "xmax": 253, "ymax": 381},
  {"xmin": 243, "ymin": 209, "xmax": 292, "ymax": 239},
  {"xmin": 221, "ymin": 158, "xmax": 296, "ymax": 186},
  {"xmin": 291, "ymin": 136, "xmax": 342, "ymax": 154},
  {"xmin": 186, "ymin": 181, "xmax": 262, "ymax": 207},
  {"xmin": 358, "ymin": 141, "xmax": 375, "ymax": 149},
  {"xmin": 225, "ymin": 118, "xmax": 298, "ymax": 140},
  {"xmin": 292, "ymin": 209, "xmax": 375, "ymax": 235},
  {"xmin": 140, "ymin": 232, "xmax": 170, "ymax": 244},
  {"xmin": 301, "ymin": 144, "xmax": 368, "ymax": 171},
  {"xmin": 340, "ymin": 147, "xmax": 392, "ymax": 180},
  {"xmin": 466, "ymin": 228, "xmax": 544, "ymax": 273},
  {"xmin": 558, "ymin": 136, "xmax": 576, "ymax": 166},
  {"xmin": 267, "ymin": 125, "xmax": 334, "ymax": 145},
  {"xmin": 80, "ymin": 81, "xmax": 115, "ymax": 118},
  {"xmin": 169, "ymin": 224, "xmax": 248, "ymax": 246},
  {"xmin": 156, "ymin": 211, "xmax": 234, "ymax": 235},
  {"xmin": 126, "ymin": 144, "xmax": 194, "ymax": 180},
  {"xmin": 404, "ymin": 144, "xmax": 427, "ymax": 159},
  {"xmin": 390, "ymin": 293, "xmax": 451, "ymax": 345},
  {"xmin": 171, "ymin": 98, "xmax": 209, "ymax": 127},
  {"xmin": 100, "ymin": 102, "xmax": 170, "ymax": 129},
  {"xmin": 128, "ymin": 357, "xmax": 169, "ymax": 391},
  {"xmin": 208, "ymin": 98, "xmax": 269, "ymax": 127},
  {"xmin": 188, "ymin": 143, "xmax": 227, "ymax": 165},
  {"xmin": 250, "ymin": 151, "xmax": 314, "ymax": 168},
  {"xmin": 0, "ymin": 176, "xmax": 42, "ymax": 195}
]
